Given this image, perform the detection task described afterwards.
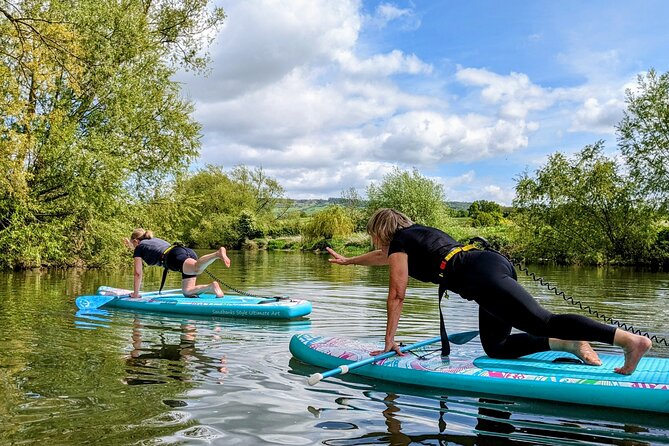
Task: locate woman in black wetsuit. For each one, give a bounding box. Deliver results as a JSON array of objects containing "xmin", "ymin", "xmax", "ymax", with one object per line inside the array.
[
  {"xmin": 326, "ymin": 208, "xmax": 652, "ymax": 375},
  {"xmin": 124, "ymin": 228, "xmax": 231, "ymax": 298}
]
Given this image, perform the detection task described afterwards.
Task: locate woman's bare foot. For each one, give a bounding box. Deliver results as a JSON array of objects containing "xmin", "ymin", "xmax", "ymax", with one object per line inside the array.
[
  {"xmin": 549, "ymin": 339, "xmax": 602, "ymax": 365},
  {"xmin": 212, "ymin": 281, "xmax": 225, "ymax": 298},
  {"xmin": 217, "ymin": 247, "xmax": 231, "ymax": 268},
  {"xmin": 614, "ymin": 331, "xmax": 652, "ymax": 375}
]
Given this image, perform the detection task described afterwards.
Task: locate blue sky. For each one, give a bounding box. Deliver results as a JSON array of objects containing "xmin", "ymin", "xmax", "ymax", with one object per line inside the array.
[{"xmin": 177, "ymin": 0, "xmax": 669, "ymax": 205}]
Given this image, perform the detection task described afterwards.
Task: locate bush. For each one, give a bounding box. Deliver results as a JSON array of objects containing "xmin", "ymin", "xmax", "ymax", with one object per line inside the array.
[{"xmin": 302, "ymin": 205, "xmax": 355, "ymax": 243}]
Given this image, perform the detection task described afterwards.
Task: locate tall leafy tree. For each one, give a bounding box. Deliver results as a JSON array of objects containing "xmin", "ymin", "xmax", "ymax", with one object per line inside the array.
[
  {"xmin": 0, "ymin": 0, "xmax": 224, "ymax": 268},
  {"xmin": 468, "ymin": 200, "xmax": 503, "ymax": 227},
  {"xmin": 166, "ymin": 165, "xmax": 286, "ymax": 248},
  {"xmin": 514, "ymin": 141, "xmax": 656, "ymax": 264},
  {"xmin": 618, "ymin": 69, "xmax": 669, "ymax": 211},
  {"xmin": 366, "ymin": 167, "xmax": 446, "ymax": 226}
]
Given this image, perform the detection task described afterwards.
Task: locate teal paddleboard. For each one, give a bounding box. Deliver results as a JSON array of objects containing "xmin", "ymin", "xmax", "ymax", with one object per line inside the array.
[
  {"xmin": 290, "ymin": 333, "xmax": 669, "ymax": 413},
  {"xmin": 75, "ymin": 286, "xmax": 311, "ymax": 319}
]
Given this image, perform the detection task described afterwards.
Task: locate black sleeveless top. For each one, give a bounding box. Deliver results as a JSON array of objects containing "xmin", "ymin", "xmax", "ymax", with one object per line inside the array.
[
  {"xmin": 387, "ymin": 224, "xmax": 462, "ymax": 284},
  {"xmin": 133, "ymin": 237, "xmax": 171, "ymax": 266}
]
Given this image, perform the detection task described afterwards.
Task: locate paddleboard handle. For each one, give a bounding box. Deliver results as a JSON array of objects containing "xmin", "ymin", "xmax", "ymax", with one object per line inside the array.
[{"xmin": 307, "ymin": 373, "xmax": 324, "ymax": 386}]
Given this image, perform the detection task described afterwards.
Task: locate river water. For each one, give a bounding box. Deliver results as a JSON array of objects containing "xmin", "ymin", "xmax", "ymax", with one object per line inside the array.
[{"xmin": 0, "ymin": 251, "xmax": 668, "ymax": 445}]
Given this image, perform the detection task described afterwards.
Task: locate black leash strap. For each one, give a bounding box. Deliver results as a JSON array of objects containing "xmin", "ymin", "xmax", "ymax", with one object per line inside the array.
[
  {"xmin": 159, "ymin": 267, "xmax": 169, "ymax": 294},
  {"xmin": 204, "ymin": 269, "xmax": 290, "ymax": 301},
  {"xmin": 438, "ymin": 282, "xmax": 450, "ymax": 356}
]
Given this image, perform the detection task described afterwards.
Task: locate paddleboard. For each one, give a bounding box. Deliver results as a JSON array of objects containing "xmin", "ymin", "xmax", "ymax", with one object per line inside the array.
[
  {"xmin": 74, "ymin": 286, "xmax": 312, "ymax": 319},
  {"xmin": 290, "ymin": 333, "xmax": 669, "ymax": 413}
]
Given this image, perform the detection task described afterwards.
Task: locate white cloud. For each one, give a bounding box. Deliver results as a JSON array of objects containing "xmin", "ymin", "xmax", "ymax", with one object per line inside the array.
[
  {"xmin": 456, "ymin": 68, "xmax": 554, "ymax": 119},
  {"xmin": 366, "ymin": 3, "xmax": 421, "ymax": 30},
  {"xmin": 335, "ymin": 49, "xmax": 433, "ymax": 77},
  {"xmin": 177, "ymin": 1, "xmax": 641, "ymax": 200},
  {"xmin": 569, "ymin": 97, "xmax": 625, "ymax": 133}
]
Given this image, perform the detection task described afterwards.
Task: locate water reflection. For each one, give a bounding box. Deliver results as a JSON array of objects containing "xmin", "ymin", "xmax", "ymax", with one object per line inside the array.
[
  {"xmin": 2, "ymin": 252, "xmax": 669, "ymax": 445},
  {"xmin": 126, "ymin": 319, "xmax": 209, "ymax": 385},
  {"xmin": 311, "ymin": 390, "xmax": 669, "ymax": 445}
]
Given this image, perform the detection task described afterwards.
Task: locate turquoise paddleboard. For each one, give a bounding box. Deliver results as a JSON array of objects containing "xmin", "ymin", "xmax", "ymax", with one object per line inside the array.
[
  {"xmin": 74, "ymin": 286, "xmax": 312, "ymax": 319},
  {"xmin": 290, "ymin": 333, "xmax": 669, "ymax": 413}
]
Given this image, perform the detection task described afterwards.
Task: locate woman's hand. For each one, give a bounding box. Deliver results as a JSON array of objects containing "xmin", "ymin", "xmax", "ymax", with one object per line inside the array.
[
  {"xmin": 326, "ymin": 247, "xmax": 349, "ymax": 265},
  {"xmin": 371, "ymin": 340, "xmax": 404, "ymax": 357},
  {"xmin": 123, "ymin": 237, "xmax": 134, "ymax": 251}
]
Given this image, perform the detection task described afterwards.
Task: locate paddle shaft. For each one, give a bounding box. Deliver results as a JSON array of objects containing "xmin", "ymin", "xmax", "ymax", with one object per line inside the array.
[{"xmin": 307, "ymin": 330, "xmax": 479, "ymax": 385}]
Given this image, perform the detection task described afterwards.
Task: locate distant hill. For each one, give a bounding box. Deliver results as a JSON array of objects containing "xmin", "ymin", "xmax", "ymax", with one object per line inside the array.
[
  {"xmin": 277, "ymin": 198, "xmax": 475, "ymax": 216},
  {"xmin": 446, "ymin": 201, "xmax": 473, "ymax": 211}
]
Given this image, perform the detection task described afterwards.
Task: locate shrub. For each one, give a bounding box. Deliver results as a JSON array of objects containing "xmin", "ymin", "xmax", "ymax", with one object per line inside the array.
[{"xmin": 302, "ymin": 205, "xmax": 355, "ymax": 243}]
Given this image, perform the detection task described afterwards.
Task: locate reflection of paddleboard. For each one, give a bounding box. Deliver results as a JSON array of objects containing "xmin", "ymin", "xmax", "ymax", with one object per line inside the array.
[
  {"xmin": 75, "ymin": 286, "xmax": 312, "ymax": 319},
  {"xmin": 290, "ymin": 334, "xmax": 669, "ymax": 413}
]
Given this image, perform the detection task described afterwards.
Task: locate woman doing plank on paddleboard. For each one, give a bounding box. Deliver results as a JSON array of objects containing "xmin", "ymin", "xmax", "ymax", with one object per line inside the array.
[
  {"xmin": 124, "ymin": 228, "xmax": 231, "ymax": 298},
  {"xmin": 326, "ymin": 208, "xmax": 652, "ymax": 375}
]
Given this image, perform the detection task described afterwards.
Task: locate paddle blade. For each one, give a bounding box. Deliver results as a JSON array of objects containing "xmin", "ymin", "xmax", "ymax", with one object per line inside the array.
[
  {"xmin": 75, "ymin": 295, "xmax": 118, "ymax": 310},
  {"xmin": 448, "ymin": 330, "xmax": 479, "ymax": 345},
  {"xmin": 307, "ymin": 373, "xmax": 324, "ymax": 386}
]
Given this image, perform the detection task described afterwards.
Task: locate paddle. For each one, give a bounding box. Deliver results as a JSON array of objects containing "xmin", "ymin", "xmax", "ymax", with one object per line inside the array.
[
  {"xmin": 76, "ymin": 288, "xmax": 183, "ymax": 310},
  {"xmin": 307, "ymin": 330, "xmax": 480, "ymax": 386}
]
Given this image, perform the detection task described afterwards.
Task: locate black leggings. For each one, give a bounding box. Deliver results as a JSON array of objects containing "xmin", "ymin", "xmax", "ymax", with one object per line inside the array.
[{"xmin": 448, "ymin": 250, "xmax": 617, "ymax": 358}]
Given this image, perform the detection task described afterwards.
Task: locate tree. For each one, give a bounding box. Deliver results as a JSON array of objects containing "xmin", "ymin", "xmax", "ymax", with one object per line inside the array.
[
  {"xmin": 0, "ymin": 0, "xmax": 225, "ymax": 268},
  {"xmin": 166, "ymin": 165, "xmax": 284, "ymax": 248},
  {"xmin": 230, "ymin": 165, "xmax": 285, "ymax": 216},
  {"xmin": 302, "ymin": 205, "xmax": 355, "ymax": 246},
  {"xmin": 366, "ymin": 168, "xmax": 446, "ymax": 226},
  {"xmin": 468, "ymin": 200, "xmax": 503, "ymax": 227},
  {"xmin": 617, "ymin": 69, "xmax": 669, "ymax": 211},
  {"xmin": 513, "ymin": 141, "xmax": 656, "ymax": 264}
]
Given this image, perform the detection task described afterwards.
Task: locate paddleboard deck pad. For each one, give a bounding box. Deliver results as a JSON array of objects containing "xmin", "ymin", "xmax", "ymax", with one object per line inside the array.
[
  {"xmin": 75, "ymin": 286, "xmax": 312, "ymax": 319},
  {"xmin": 290, "ymin": 333, "xmax": 669, "ymax": 413}
]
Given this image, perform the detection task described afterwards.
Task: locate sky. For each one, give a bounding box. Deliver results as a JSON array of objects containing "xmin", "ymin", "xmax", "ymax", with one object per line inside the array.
[{"xmin": 176, "ymin": 0, "xmax": 669, "ymax": 205}]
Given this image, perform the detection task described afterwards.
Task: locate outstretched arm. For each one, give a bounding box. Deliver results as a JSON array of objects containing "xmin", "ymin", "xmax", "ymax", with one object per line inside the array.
[{"xmin": 326, "ymin": 247, "xmax": 389, "ymax": 266}]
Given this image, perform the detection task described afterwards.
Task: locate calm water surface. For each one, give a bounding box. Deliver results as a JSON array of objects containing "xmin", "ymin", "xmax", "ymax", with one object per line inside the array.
[{"xmin": 1, "ymin": 251, "xmax": 668, "ymax": 445}]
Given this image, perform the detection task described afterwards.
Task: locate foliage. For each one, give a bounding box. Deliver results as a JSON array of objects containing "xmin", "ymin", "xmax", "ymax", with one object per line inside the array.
[
  {"xmin": 234, "ymin": 210, "xmax": 264, "ymax": 241},
  {"xmin": 162, "ymin": 166, "xmax": 284, "ymax": 249},
  {"xmin": 0, "ymin": 0, "xmax": 224, "ymax": 268},
  {"xmin": 301, "ymin": 205, "xmax": 355, "ymax": 244},
  {"xmin": 229, "ymin": 165, "xmax": 285, "ymax": 216},
  {"xmin": 617, "ymin": 69, "xmax": 669, "ymax": 211},
  {"xmin": 366, "ymin": 167, "xmax": 447, "ymax": 226},
  {"xmin": 468, "ymin": 200, "xmax": 504, "ymax": 227},
  {"xmin": 513, "ymin": 141, "xmax": 657, "ymax": 264}
]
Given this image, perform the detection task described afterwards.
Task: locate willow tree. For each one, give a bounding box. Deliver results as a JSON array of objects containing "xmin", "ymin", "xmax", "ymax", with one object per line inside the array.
[
  {"xmin": 0, "ymin": 0, "xmax": 224, "ymax": 268},
  {"xmin": 618, "ymin": 69, "xmax": 669, "ymax": 212},
  {"xmin": 513, "ymin": 142, "xmax": 656, "ymax": 264},
  {"xmin": 366, "ymin": 167, "xmax": 447, "ymax": 226}
]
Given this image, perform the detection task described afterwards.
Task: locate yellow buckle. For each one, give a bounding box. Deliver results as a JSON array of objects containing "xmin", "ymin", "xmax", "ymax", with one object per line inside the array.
[{"xmin": 439, "ymin": 244, "xmax": 477, "ymax": 277}]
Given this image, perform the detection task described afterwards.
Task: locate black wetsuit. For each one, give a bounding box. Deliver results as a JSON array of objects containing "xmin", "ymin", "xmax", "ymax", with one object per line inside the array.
[{"xmin": 388, "ymin": 224, "xmax": 616, "ymax": 358}]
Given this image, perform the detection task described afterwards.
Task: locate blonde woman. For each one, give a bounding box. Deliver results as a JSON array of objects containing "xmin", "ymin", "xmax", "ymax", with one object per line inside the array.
[
  {"xmin": 326, "ymin": 208, "xmax": 652, "ymax": 375},
  {"xmin": 124, "ymin": 229, "xmax": 231, "ymax": 298}
]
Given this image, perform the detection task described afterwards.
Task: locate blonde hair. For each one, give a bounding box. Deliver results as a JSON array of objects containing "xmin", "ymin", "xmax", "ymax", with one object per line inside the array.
[
  {"xmin": 366, "ymin": 208, "xmax": 414, "ymax": 247},
  {"xmin": 130, "ymin": 228, "xmax": 153, "ymax": 241}
]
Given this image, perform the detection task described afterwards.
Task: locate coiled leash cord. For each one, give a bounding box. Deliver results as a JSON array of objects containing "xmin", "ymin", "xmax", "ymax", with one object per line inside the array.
[
  {"xmin": 204, "ymin": 269, "xmax": 290, "ymax": 301},
  {"xmin": 470, "ymin": 237, "xmax": 669, "ymax": 347}
]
